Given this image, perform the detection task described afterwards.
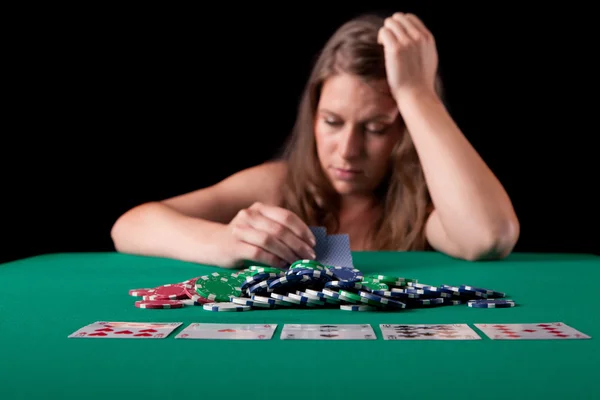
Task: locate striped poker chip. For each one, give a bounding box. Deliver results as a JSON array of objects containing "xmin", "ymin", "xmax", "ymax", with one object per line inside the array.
[
  {"xmin": 340, "ymin": 304, "xmax": 376, "ymax": 311},
  {"xmin": 461, "ymin": 285, "xmax": 506, "ymax": 298},
  {"xmin": 327, "ymin": 266, "xmax": 363, "ymax": 282},
  {"xmin": 230, "ymin": 297, "xmax": 274, "ymax": 308},
  {"xmin": 183, "ymin": 278, "xmax": 211, "ymax": 305},
  {"xmin": 270, "ymin": 293, "xmax": 302, "ymax": 305},
  {"xmin": 358, "ymin": 291, "xmax": 407, "ymax": 309},
  {"xmin": 324, "ymin": 280, "xmax": 364, "ymax": 290},
  {"xmin": 251, "ymin": 295, "xmax": 293, "ymax": 306},
  {"xmin": 202, "ymin": 302, "xmax": 251, "ymax": 312},
  {"xmin": 468, "ymin": 299, "xmax": 515, "ymax": 308},
  {"xmin": 129, "ymin": 288, "xmax": 153, "ymax": 297},
  {"xmin": 195, "ymin": 272, "xmax": 242, "ymax": 302},
  {"xmin": 135, "ymin": 299, "xmax": 187, "ymax": 309},
  {"xmin": 287, "ymin": 293, "xmax": 326, "ymax": 306},
  {"xmin": 142, "ymin": 283, "xmax": 188, "ymax": 301}
]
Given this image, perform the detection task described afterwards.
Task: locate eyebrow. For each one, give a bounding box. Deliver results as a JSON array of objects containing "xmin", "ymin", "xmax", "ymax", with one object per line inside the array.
[{"xmin": 318, "ymin": 109, "xmax": 395, "ymax": 121}]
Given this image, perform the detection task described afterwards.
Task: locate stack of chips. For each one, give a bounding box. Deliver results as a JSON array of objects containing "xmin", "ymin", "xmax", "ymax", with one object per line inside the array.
[{"xmin": 129, "ymin": 259, "xmax": 512, "ymax": 311}]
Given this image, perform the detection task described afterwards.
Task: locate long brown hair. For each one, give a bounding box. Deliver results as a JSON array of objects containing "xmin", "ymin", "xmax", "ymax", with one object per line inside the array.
[{"xmin": 278, "ymin": 12, "xmax": 444, "ymax": 251}]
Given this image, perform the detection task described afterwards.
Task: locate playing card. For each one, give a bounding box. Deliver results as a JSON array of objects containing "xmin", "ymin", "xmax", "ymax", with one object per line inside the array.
[
  {"xmin": 68, "ymin": 321, "xmax": 182, "ymax": 339},
  {"xmin": 175, "ymin": 323, "xmax": 277, "ymax": 340},
  {"xmin": 309, "ymin": 226, "xmax": 328, "ymax": 262},
  {"xmin": 281, "ymin": 324, "xmax": 376, "ymax": 340},
  {"xmin": 380, "ymin": 324, "xmax": 482, "ymax": 340},
  {"xmin": 474, "ymin": 322, "xmax": 591, "ymax": 340}
]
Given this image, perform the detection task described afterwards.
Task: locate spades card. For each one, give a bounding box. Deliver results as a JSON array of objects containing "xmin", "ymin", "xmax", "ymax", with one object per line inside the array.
[
  {"xmin": 474, "ymin": 322, "xmax": 591, "ymax": 340},
  {"xmin": 68, "ymin": 321, "xmax": 182, "ymax": 339},
  {"xmin": 281, "ymin": 324, "xmax": 376, "ymax": 340},
  {"xmin": 175, "ymin": 323, "xmax": 277, "ymax": 340},
  {"xmin": 380, "ymin": 324, "xmax": 482, "ymax": 340}
]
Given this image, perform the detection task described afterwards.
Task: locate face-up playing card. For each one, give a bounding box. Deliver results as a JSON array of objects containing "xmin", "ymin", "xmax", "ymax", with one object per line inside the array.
[
  {"xmin": 68, "ymin": 321, "xmax": 182, "ymax": 339},
  {"xmin": 281, "ymin": 324, "xmax": 376, "ymax": 340},
  {"xmin": 380, "ymin": 324, "xmax": 482, "ymax": 340},
  {"xmin": 175, "ymin": 323, "xmax": 277, "ymax": 340},
  {"xmin": 474, "ymin": 322, "xmax": 591, "ymax": 340}
]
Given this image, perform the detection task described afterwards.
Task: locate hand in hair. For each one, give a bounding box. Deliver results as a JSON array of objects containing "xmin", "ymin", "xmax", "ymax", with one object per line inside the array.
[
  {"xmin": 377, "ymin": 12, "xmax": 438, "ymax": 102},
  {"xmin": 223, "ymin": 202, "xmax": 317, "ymax": 268}
]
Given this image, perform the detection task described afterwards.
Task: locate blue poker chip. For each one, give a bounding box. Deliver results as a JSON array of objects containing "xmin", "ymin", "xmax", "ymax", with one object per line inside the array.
[
  {"xmin": 240, "ymin": 272, "xmax": 279, "ymax": 290},
  {"xmin": 324, "ymin": 280, "xmax": 363, "ymax": 290},
  {"xmin": 404, "ymin": 297, "xmax": 445, "ymax": 306},
  {"xmin": 460, "ymin": 285, "xmax": 505, "ymax": 298},
  {"xmin": 468, "ymin": 299, "xmax": 515, "ymax": 308},
  {"xmin": 294, "ymin": 268, "xmax": 334, "ymax": 281},
  {"xmin": 358, "ymin": 291, "xmax": 406, "ymax": 309},
  {"xmin": 327, "ymin": 266, "xmax": 363, "ymax": 282}
]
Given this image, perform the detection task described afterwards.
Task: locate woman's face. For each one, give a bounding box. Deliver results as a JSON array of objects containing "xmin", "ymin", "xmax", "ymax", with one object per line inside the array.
[{"xmin": 314, "ymin": 73, "xmax": 403, "ymax": 197}]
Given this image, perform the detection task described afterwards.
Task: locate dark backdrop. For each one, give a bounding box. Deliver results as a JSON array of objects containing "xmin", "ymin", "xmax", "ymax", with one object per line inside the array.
[{"xmin": 3, "ymin": 3, "xmax": 596, "ymax": 264}]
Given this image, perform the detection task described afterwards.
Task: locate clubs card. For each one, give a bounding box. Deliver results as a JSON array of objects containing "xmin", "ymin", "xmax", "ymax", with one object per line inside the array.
[
  {"xmin": 380, "ymin": 324, "xmax": 482, "ymax": 340},
  {"xmin": 175, "ymin": 323, "xmax": 277, "ymax": 340},
  {"xmin": 474, "ymin": 322, "xmax": 591, "ymax": 340},
  {"xmin": 281, "ymin": 324, "xmax": 376, "ymax": 340},
  {"xmin": 68, "ymin": 321, "xmax": 182, "ymax": 339}
]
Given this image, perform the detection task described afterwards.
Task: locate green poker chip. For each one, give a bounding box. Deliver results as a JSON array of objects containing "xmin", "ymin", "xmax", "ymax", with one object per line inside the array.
[{"xmin": 195, "ymin": 272, "xmax": 242, "ymax": 302}]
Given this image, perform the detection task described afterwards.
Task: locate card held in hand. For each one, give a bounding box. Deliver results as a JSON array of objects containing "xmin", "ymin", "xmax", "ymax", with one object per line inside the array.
[{"xmin": 68, "ymin": 321, "xmax": 182, "ymax": 339}]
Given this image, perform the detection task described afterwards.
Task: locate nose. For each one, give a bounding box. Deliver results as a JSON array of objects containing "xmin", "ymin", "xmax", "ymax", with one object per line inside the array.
[{"xmin": 338, "ymin": 125, "xmax": 364, "ymax": 159}]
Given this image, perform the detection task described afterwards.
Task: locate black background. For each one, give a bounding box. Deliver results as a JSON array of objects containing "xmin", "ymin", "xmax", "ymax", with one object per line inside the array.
[{"xmin": 2, "ymin": 3, "xmax": 597, "ymax": 264}]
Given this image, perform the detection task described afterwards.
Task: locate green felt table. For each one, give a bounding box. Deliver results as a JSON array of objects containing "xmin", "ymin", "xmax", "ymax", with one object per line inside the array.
[{"xmin": 1, "ymin": 251, "xmax": 599, "ymax": 400}]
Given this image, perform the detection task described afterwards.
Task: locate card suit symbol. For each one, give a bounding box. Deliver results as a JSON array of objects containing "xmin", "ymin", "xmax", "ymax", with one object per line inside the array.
[
  {"xmin": 139, "ymin": 329, "xmax": 157, "ymax": 333},
  {"xmin": 523, "ymin": 329, "xmax": 537, "ymax": 333},
  {"xmin": 218, "ymin": 329, "xmax": 236, "ymax": 332},
  {"xmin": 114, "ymin": 330, "xmax": 133, "ymax": 335},
  {"xmin": 94, "ymin": 328, "xmax": 114, "ymax": 332},
  {"xmin": 258, "ymin": 335, "xmax": 265, "ymax": 339},
  {"xmin": 320, "ymin": 334, "xmax": 338, "ymax": 338},
  {"xmin": 88, "ymin": 332, "xmax": 107, "ymax": 336},
  {"xmin": 537, "ymin": 324, "xmax": 551, "ymax": 327},
  {"xmin": 133, "ymin": 333, "xmax": 153, "ymax": 337},
  {"xmin": 553, "ymin": 334, "xmax": 569, "ymax": 338}
]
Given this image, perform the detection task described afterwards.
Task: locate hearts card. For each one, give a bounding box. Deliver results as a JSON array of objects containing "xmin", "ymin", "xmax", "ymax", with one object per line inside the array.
[{"xmin": 68, "ymin": 321, "xmax": 182, "ymax": 339}]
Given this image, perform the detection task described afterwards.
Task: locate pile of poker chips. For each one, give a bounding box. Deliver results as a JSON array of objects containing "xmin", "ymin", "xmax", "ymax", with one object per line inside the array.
[{"xmin": 129, "ymin": 259, "xmax": 513, "ymax": 312}]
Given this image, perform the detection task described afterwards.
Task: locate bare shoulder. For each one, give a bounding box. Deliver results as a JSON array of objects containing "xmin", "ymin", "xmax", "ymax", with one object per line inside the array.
[
  {"xmin": 220, "ymin": 160, "xmax": 288, "ymax": 205},
  {"xmin": 161, "ymin": 160, "xmax": 288, "ymax": 223}
]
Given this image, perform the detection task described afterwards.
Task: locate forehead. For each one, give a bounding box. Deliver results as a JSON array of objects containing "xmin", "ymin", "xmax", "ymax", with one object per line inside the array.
[{"xmin": 317, "ymin": 73, "xmax": 398, "ymax": 118}]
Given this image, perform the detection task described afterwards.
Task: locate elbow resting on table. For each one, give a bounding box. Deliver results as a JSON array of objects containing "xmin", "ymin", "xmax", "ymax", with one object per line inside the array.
[{"xmin": 462, "ymin": 217, "xmax": 521, "ymax": 261}]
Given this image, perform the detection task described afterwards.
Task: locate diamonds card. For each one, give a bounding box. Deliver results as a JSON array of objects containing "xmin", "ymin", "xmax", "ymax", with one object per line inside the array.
[{"xmin": 474, "ymin": 322, "xmax": 591, "ymax": 340}]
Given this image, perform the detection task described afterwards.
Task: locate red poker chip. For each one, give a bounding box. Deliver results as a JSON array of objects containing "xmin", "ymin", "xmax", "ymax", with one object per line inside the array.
[
  {"xmin": 142, "ymin": 283, "xmax": 188, "ymax": 300},
  {"xmin": 135, "ymin": 300, "xmax": 186, "ymax": 309},
  {"xmin": 183, "ymin": 278, "xmax": 211, "ymax": 305},
  {"xmin": 129, "ymin": 288, "xmax": 153, "ymax": 297}
]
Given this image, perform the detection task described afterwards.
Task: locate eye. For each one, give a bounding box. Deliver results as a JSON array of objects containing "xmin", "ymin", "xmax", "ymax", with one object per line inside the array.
[
  {"xmin": 365, "ymin": 123, "xmax": 387, "ymax": 134},
  {"xmin": 325, "ymin": 118, "xmax": 341, "ymax": 126}
]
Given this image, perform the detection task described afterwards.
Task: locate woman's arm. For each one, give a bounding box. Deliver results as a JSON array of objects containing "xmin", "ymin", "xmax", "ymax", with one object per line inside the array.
[{"xmin": 397, "ymin": 89, "xmax": 520, "ymax": 260}]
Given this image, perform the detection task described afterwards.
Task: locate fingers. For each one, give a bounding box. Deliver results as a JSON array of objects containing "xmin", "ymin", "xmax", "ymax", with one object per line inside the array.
[
  {"xmin": 381, "ymin": 12, "xmax": 432, "ymax": 44},
  {"xmin": 249, "ymin": 202, "xmax": 316, "ymax": 248},
  {"xmin": 231, "ymin": 202, "xmax": 317, "ymax": 266}
]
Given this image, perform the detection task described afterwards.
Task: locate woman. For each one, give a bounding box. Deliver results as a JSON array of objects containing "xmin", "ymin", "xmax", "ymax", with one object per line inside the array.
[{"xmin": 111, "ymin": 12, "xmax": 520, "ymax": 268}]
